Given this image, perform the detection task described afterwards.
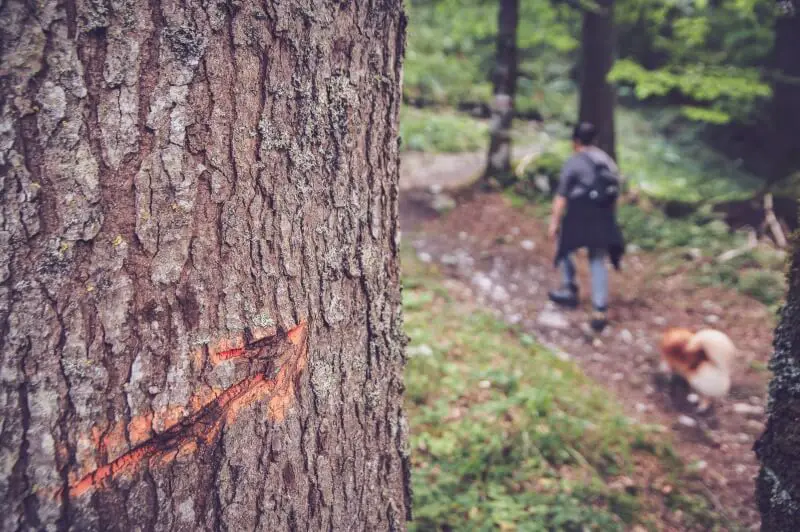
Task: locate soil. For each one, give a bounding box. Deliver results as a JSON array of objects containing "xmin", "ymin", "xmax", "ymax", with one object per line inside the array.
[{"xmin": 399, "ymin": 151, "xmax": 773, "ymax": 530}]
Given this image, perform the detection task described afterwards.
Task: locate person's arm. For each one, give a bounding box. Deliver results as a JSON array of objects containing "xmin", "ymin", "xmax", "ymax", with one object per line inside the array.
[
  {"xmin": 549, "ymin": 160, "xmax": 572, "ymax": 239},
  {"xmin": 548, "ymin": 195, "xmax": 567, "ymax": 240}
]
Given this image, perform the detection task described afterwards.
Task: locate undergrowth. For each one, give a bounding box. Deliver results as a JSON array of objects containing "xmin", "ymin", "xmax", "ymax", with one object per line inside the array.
[
  {"xmin": 400, "ymin": 107, "xmax": 489, "ymax": 153},
  {"xmin": 403, "ymin": 249, "xmax": 733, "ymax": 531}
]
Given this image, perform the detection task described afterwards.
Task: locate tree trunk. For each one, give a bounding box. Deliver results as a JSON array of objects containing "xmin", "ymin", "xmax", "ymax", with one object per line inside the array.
[
  {"xmin": 578, "ymin": 0, "xmax": 616, "ymax": 161},
  {"xmin": 766, "ymin": 4, "xmax": 800, "ymax": 184},
  {"xmin": 482, "ymin": 0, "xmax": 519, "ymax": 187},
  {"xmin": 755, "ymin": 230, "xmax": 800, "ymax": 529},
  {"xmin": 0, "ymin": 0, "xmax": 410, "ymax": 530}
]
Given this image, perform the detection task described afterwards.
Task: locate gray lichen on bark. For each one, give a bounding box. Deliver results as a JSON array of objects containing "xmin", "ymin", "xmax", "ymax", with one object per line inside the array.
[
  {"xmin": 1, "ymin": 0, "xmax": 410, "ymax": 529},
  {"xmin": 756, "ymin": 234, "xmax": 800, "ymax": 530}
]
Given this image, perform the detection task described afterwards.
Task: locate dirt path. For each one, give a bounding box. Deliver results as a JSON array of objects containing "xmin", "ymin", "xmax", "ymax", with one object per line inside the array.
[{"xmin": 399, "ymin": 151, "xmax": 771, "ymax": 529}]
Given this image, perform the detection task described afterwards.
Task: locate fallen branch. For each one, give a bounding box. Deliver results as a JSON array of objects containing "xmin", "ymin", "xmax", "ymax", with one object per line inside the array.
[
  {"xmin": 717, "ymin": 228, "xmax": 758, "ymax": 263},
  {"xmin": 514, "ymin": 150, "xmax": 540, "ymax": 177},
  {"xmin": 764, "ymin": 193, "xmax": 788, "ymax": 248}
]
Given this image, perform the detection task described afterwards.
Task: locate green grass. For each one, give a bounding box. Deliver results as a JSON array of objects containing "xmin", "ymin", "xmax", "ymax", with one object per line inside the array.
[
  {"xmin": 616, "ymin": 109, "xmax": 763, "ymax": 204},
  {"xmin": 403, "ymin": 248, "xmax": 731, "ymax": 531},
  {"xmin": 400, "ymin": 106, "xmax": 489, "ymax": 153}
]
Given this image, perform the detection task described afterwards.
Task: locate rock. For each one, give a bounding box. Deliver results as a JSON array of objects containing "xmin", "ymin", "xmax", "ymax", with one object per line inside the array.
[
  {"xmin": 635, "ymin": 403, "xmax": 650, "ymax": 413},
  {"xmin": 458, "ymin": 231, "xmax": 468, "ymax": 241},
  {"xmin": 418, "ymin": 251, "xmax": 432, "ymax": 263},
  {"xmin": 554, "ymin": 350, "xmax": 571, "ymax": 362},
  {"xmin": 737, "ymin": 433, "xmax": 750, "ymax": 443},
  {"xmin": 490, "ymin": 284, "xmax": 510, "ymax": 303},
  {"xmin": 612, "ymin": 372, "xmax": 625, "ymax": 381},
  {"xmin": 431, "ymin": 193, "xmax": 456, "ymax": 213},
  {"xmin": 408, "ymin": 344, "xmax": 434, "ymax": 357},
  {"xmin": 537, "ymin": 309, "xmax": 570, "ymax": 330},
  {"xmin": 705, "ymin": 314, "xmax": 721, "ymax": 325},
  {"xmin": 687, "ymin": 393, "xmax": 699, "ymax": 404},
  {"xmin": 534, "ymin": 174, "xmax": 551, "ymax": 194},
  {"xmin": 733, "ymin": 403, "xmax": 765, "ymax": 416},
  {"xmin": 429, "ymin": 183, "xmax": 443, "ymax": 194},
  {"xmin": 510, "ymin": 226, "xmax": 520, "ymax": 236},
  {"xmin": 478, "ymin": 380, "xmax": 491, "ymax": 389},
  {"xmin": 683, "ymin": 248, "xmax": 702, "ymax": 261},
  {"xmin": 678, "ymin": 415, "xmax": 697, "ymax": 428},
  {"xmin": 690, "ymin": 460, "xmax": 708, "ymax": 471},
  {"xmin": 472, "ymin": 272, "xmax": 493, "ymax": 293},
  {"xmin": 746, "ymin": 419, "xmax": 765, "ymax": 433},
  {"xmin": 653, "ymin": 316, "xmax": 667, "ymax": 326},
  {"xmin": 440, "ymin": 254, "xmax": 458, "ymax": 265},
  {"xmin": 735, "ymin": 464, "xmax": 748, "ymax": 475},
  {"xmin": 520, "ymin": 239, "xmax": 536, "ymax": 251},
  {"xmin": 619, "ymin": 329, "xmax": 634, "ymax": 344}
]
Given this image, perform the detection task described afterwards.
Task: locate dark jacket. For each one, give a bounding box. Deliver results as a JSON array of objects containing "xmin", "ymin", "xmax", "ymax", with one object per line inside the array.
[{"xmin": 553, "ymin": 149, "xmax": 625, "ymax": 269}]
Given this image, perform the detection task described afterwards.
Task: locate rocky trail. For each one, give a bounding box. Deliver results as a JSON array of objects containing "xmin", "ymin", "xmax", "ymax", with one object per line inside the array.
[{"xmin": 399, "ymin": 150, "xmax": 774, "ymax": 529}]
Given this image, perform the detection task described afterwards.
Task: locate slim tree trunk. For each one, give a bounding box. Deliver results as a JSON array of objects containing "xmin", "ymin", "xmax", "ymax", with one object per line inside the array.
[
  {"xmin": 755, "ymin": 230, "xmax": 800, "ymax": 529},
  {"xmin": 0, "ymin": 1, "xmax": 410, "ymax": 530},
  {"xmin": 579, "ymin": 0, "xmax": 617, "ymax": 161},
  {"xmin": 766, "ymin": 3, "xmax": 800, "ymax": 184},
  {"xmin": 482, "ymin": 0, "xmax": 519, "ymax": 187}
]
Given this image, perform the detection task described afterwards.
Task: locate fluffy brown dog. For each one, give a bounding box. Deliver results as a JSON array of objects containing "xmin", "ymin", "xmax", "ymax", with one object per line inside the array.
[{"xmin": 660, "ymin": 328, "xmax": 736, "ymax": 409}]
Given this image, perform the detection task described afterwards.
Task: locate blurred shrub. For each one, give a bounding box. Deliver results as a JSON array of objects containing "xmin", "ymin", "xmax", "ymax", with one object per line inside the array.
[{"xmin": 400, "ymin": 106, "xmax": 489, "ymax": 153}]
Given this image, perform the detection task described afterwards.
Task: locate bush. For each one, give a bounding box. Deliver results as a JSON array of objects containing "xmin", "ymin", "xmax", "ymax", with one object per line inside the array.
[
  {"xmin": 400, "ymin": 106, "xmax": 489, "ymax": 153},
  {"xmin": 738, "ymin": 269, "xmax": 786, "ymax": 306}
]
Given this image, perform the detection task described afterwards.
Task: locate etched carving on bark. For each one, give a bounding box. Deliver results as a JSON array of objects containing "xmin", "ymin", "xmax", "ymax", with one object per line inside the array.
[{"xmin": 0, "ymin": 0, "xmax": 410, "ymax": 529}]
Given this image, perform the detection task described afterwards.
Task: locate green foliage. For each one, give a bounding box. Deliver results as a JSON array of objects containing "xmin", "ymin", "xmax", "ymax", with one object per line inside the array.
[
  {"xmin": 400, "ymin": 106, "xmax": 489, "ymax": 152},
  {"xmin": 613, "ymin": 0, "xmax": 777, "ymax": 123},
  {"xmin": 405, "ymin": 0, "xmax": 579, "ymax": 116},
  {"xmin": 616, "ymin": 109, "xmax": 762, "ymax": 203},
  {"xmin": 738, "ymin": 269, "xmax": 786, "ymax": 306},
  {"xmin": 402, "ymin": 248, "xmax": 729, "ymax": 531},
  {"xmin": 511, "ymin": 145, "xmax": 570, "ymax": 198},
  {"xmin": 610, "ymin": 61, "xmax": 771, "ymax": 124},
  {"xmin": 616, "ymin": 204, "xmax": 734, "ymax": 252}
]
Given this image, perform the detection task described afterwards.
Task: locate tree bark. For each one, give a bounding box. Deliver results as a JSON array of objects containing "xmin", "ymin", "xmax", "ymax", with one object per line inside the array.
[
  {"xmin": 755, "ymin": 230, "xmax": 800, "ymax": 530},
  {"xmin": 766, "ymin": 4, "xmax": 800, "ymax": 184},
  {"xmin": 0, "ymin": 0, "xmax": 410, "ymax": 530},
  {"xmin": 578, "ymin": 0, "xmax": 617, "ymax": 161},
  {"xmin": 482, "ymin": 0, "xmax": 519, "ymax": 186}
]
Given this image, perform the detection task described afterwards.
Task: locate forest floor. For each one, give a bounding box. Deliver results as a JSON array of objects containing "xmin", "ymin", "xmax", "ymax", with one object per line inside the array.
[{"xmin": 399, "ymin": 148, "xmax": 773, "ymax": 529}]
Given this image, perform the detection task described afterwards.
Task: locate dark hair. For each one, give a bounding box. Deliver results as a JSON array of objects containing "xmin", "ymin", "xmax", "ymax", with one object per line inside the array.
[{"xmin": 572, "ymin": 122, "xmax": 597, "ymax": 146}]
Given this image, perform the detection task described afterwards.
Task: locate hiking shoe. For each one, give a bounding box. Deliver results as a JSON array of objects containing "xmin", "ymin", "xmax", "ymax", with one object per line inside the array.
[
  {"xmin": 590, "ymin": 309, "xmax": 608, "ymax": 333},
  {"xmin": 548, "ymin": 286, "xmax": 579, "ymax": 308}
]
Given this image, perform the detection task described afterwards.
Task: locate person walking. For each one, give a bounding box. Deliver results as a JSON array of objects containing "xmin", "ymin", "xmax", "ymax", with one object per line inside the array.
[{"xmin": 547, "ymin": 122, "xmax": 625, "ymax": 332}]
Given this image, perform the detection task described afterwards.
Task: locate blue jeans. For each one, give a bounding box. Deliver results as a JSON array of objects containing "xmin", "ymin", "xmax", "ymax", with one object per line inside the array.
[{"xmin": 560, "ymin": 248, "xmax": 608, "ymax": 310}]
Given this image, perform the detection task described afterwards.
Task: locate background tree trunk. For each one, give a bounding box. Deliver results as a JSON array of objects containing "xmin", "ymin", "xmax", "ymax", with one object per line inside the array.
[
  {"xmin": 755, "ymin": 230, "xmax": 800, "ymax": 529},
  {"xmin": 579, "ymin": 0, "xmax": 617, "ymax": 161},
  {"xmin": 766, "ymin": 4, "xmax": 800, "ymax": 184},
  {"xmin": 482, "ymin": 0, "xmax": 519, "ymax": 186},
  {"xmin": 0, "ymin": 0, "xmax": 410, "ymax": 530}
]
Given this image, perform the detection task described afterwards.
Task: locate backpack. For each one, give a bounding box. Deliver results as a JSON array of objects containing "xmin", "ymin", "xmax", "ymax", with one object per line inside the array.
[{"xmin": 575, "ymin": 152, "xmax": 620, "ymax": 207}]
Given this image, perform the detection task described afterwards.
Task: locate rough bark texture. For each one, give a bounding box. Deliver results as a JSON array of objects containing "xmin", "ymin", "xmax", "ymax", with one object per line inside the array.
[
  {"xmin": 755, "ymin": 229, "xmax": 800, "ymax": 531},
  {"xmin": 0, "ymin": 0, "xmax": 410, "ymax": 530},
  {"xmin": 578, "ymin": 0, "xmax": 616, "ymax": 161},
  {"xmin": 766, "ymin": 4, "xmax": 800, "ymax": 183},
  {"xmin": 482, "ymin": 0, "xmax": 518, "ymax": 186}
]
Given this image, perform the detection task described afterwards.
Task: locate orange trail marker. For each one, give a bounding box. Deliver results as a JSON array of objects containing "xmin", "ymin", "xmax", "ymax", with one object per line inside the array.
[{"xmin": 65, "ymin": 321, "xmax": 309, "ymax": 498}]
